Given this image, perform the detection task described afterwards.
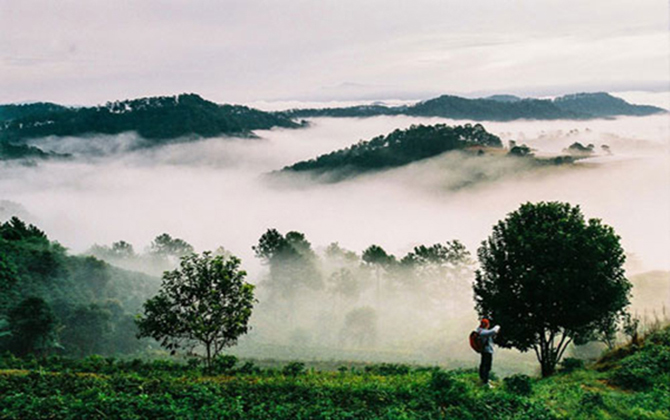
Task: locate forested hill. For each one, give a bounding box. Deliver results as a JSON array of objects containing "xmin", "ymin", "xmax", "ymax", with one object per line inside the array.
[
  {"xmin": 284, "ymin": 92, "xmax": 666, "ymax": 121},
  {"xmin": 0, "ymin": 94, "xmax": 301, "ymax": 146},
  {"xmin": 0, "ymin": 217, "xmax": 159, "ymax": 357},
  {"xmin": 552, "ymin": 92, "xmax": 665, "ymax": 117},
  {"xmin": 283, "ymin": 123, "xmax": 502, "ymax": 175}
]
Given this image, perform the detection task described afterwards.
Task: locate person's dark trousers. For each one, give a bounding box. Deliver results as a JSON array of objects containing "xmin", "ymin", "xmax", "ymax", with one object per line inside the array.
[{"xmin": 479, "ymin": 352, "xmax": 492, "ymax": 384}]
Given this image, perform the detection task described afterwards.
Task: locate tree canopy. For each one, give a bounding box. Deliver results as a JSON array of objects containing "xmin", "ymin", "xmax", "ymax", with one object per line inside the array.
[
  {"xmin": 474, "ymin": 202, "xmax": 631, "ymax": 376},
  {"xmin": 7, "ymin": 297, "xmax": 59, "ymax": 357},
  {"xmin": 149, "ymin": 233, "xmax": 194, "ymax": 261},
  {"xmin": 136, "ymin": 252, "xmax": 255, "ymax": 367},
  {"xmin": 253, "ymin": 228, "xmax": 323, "ymax": 299}
]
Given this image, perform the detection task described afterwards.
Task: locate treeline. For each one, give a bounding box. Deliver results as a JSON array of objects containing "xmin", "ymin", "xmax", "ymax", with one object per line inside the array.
[
  {"xmin": 0, "ymin": 102, "xmax": 67, "ymax": 122},
  {"xmin": 283, "ymin": 123, "xmax": 503, "ymax": 176},
  {"xmin": 79, "ymin": 227, "xmax": 478, "ymax": 358},
  {"xmin": 284, "ymin": 92, "xmax": 666, "ymax": 121},
  {"xmin": 249, "ymin": 228, "xmax": 476, "ymax": 353},
  {"xmin": 0, "ymin": 217, "xmax": 159, "ymax": 358},
  {"xmin": 0, "ymin": 217, "xmax": 477, "ymax": 361},
  {"xmin": 0, "ymin": 94, "xmax": 302, "ymax": 149},
  {"xmin": 86, "ymin": 233, "xmax": 199, "ymax": 277}
]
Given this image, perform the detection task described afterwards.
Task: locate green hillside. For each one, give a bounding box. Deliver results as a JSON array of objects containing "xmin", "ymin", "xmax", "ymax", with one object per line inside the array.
[
  {"xmin": 1, "ymin": 325, "xmax": 667, "ymax": 419},
  {"xmin": 0, "ymin": 217, "xmax": 159, "ymax": 357}
]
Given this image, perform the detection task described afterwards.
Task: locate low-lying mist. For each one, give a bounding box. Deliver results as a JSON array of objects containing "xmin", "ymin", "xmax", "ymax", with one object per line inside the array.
[{"xmin": 1, "ymin": 111, "xmax": 668, "ymax": 369}]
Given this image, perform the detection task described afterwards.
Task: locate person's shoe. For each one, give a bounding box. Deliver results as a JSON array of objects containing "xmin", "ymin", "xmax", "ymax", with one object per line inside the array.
[{"xmin": 485, "ymin": 382, "xmax": 495, "ymax": 389}]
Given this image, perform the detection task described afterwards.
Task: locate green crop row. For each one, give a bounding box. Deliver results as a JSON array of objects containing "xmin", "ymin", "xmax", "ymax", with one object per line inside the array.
[{"xmin": 1, "ymin": 326, "xmax": 668, "ymax": 419}]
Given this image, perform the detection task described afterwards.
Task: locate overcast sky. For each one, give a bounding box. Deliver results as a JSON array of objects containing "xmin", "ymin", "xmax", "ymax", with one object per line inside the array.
[{"xmin": 1, "ymin": 0, "xmax": 668, "ymax": 105}]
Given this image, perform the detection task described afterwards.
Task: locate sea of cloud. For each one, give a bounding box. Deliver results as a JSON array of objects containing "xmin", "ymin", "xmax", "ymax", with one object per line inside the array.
[
  {"xmin": 1, "ymin": 111, "xmax": 668, "ymax": 367},
  {"xmin": 3, "ymin": 113, "xmax": 666, "ymax": 274}
]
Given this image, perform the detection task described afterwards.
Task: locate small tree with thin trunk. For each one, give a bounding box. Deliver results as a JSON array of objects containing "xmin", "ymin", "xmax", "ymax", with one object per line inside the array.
[
  {"xmin": 474, "ymin": 202, "xmax": 631, "ymax": 377},
  {"xmin": 136, "ymin": 252, "xmax": 255, "ymax": 368}
]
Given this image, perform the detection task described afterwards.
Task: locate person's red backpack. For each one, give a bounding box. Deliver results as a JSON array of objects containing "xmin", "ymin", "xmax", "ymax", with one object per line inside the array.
[{"xmin": 469, "ymin": 330, "xmax": 483, "ymax": 353}]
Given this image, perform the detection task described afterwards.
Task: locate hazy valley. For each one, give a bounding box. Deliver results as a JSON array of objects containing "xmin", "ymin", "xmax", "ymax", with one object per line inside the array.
[{"xmin": 1, "ymin": 93, "xmax": 668, "ymax": 374}]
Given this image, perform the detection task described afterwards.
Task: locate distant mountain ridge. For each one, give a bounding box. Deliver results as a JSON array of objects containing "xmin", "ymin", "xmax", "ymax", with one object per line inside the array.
[
  {"xmin": 0, "ymin": 94, "xmax": 301, "ymax": 158},
  {"xmin": 552, "ymin": 92, "xmax": 663, "ymax": 117},
  {"xmin": 284, "ymin": 92, "xmax": 666, "ymax": 121},
  {"xmin": 0, "ymin": 91, "xmax": 665, "ymax": 161}
]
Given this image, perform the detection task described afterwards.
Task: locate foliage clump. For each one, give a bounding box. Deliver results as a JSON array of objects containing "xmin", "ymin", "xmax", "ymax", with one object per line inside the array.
[
  {"xmin": 282, "ymin": 361, "xmax": 306, "ymax": 376},
  {"xmin": 429, "ymin": 370, "xmax": 468, "ymax": 407},
  {"xmin": 503, "ymin": 374, "xmax": 533, "ymax": 396},
  {"xmin": 610, "ymin": 326, "xmax": 670, "ymax": 390},
  {"xmin": 210, "ymin": 355, "xmax": 238, "ymax": 375},
  {"xmin": 559, "ymin": 357, "xmax": 585, "ymax": 373},
  {"xmin": 364, "ymin": 363, "xmax": 411, "ymax": 376}
]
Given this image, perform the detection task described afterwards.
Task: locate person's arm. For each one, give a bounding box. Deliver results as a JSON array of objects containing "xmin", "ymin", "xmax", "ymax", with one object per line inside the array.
[{"xmin": 479, "ymin": 325, "xmax": 500, "ymax": 337}]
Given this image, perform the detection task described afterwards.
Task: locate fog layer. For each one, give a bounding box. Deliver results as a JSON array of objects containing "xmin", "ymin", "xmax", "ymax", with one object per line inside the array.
[
  {"xmin": 1, "ymin": 112, "xmax": 668, "ymax": 368},
  {"xmin": 3, "ymin": 113, "xmax": 668, "ymax": 272}
]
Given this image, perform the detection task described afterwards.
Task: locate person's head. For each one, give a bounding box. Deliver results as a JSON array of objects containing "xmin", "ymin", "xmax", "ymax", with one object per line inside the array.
[{"xmin": 480, "ymin": 318, "xmax": 490, "ymax": 329}]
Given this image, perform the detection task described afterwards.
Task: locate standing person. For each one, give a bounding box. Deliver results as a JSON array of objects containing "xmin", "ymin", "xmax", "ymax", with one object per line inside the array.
[{"xmin": 477, "ymin": 318, "xmax": 500, "ymax": 387}]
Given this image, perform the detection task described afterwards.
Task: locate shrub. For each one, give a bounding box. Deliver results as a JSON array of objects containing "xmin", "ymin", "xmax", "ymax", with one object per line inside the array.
[
  {"xmin": 364, "ymin": 363, "xmax": 411, "ymax": 376},
  {"xmin": 504, "ymin": 374, "xmax": 533, "ymax": 396},
  {"xmin": 150, "ymin": 359, "xmax": 180, "ymax": 373},
  {"xmin": 430, "ymin": 370, "xmax": 468, "ymax": 406},
  {"xmin": 560, "ymin": 357, "xmax": 585, "ymax": 373},
  {"xmin": 282, "ymin": 361, "xmax": 305, "ymax": 376},
  {"xmin": 210, "ymin": 354, "xmax": 238, "ymax": 374},
  {"xmin": 647, "ymin": 325, "xmax": 670, "ymax": 347},
  {"xmin": 186, "ymin": 358, "xmax": 201, "ymax": 370},
  {"xmin": 611, "ymin": 344, "xmax": 670, "ymax": 390},
  {"xmin": 580, "ymin": 391, "xmax": 604, "ymax": 409},
  {"xmin": 238, "ymin": 361, "xmax": 261, "ymax": 375}
]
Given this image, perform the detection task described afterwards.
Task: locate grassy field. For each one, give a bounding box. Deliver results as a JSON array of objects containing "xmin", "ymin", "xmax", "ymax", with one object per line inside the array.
[{"xmin": 1, "ymin": 326, "xmax": 668, "ymax": 419}]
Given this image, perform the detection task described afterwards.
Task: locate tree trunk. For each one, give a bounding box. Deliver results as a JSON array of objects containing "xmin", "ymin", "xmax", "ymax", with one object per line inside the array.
[
  {"xmin": 540, "ymin": 358, "xmax": 556, "ymax": 377},
  {"xmin": 540, "ymin": 346, "xmax": 559, "ymax": 378}
]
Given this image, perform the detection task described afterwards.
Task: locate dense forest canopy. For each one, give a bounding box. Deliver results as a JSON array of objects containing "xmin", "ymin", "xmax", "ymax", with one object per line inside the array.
[
  {"xmin": 0, "ymin": 103, "xmax": 67, "ymax": 123},
  {"xmin": 0, "ymin": 217, "xmax": 159, "ymax": 357},
  {"xmin": 0, "ymin": 94, "xmax": 301, "ymax": 150}
]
